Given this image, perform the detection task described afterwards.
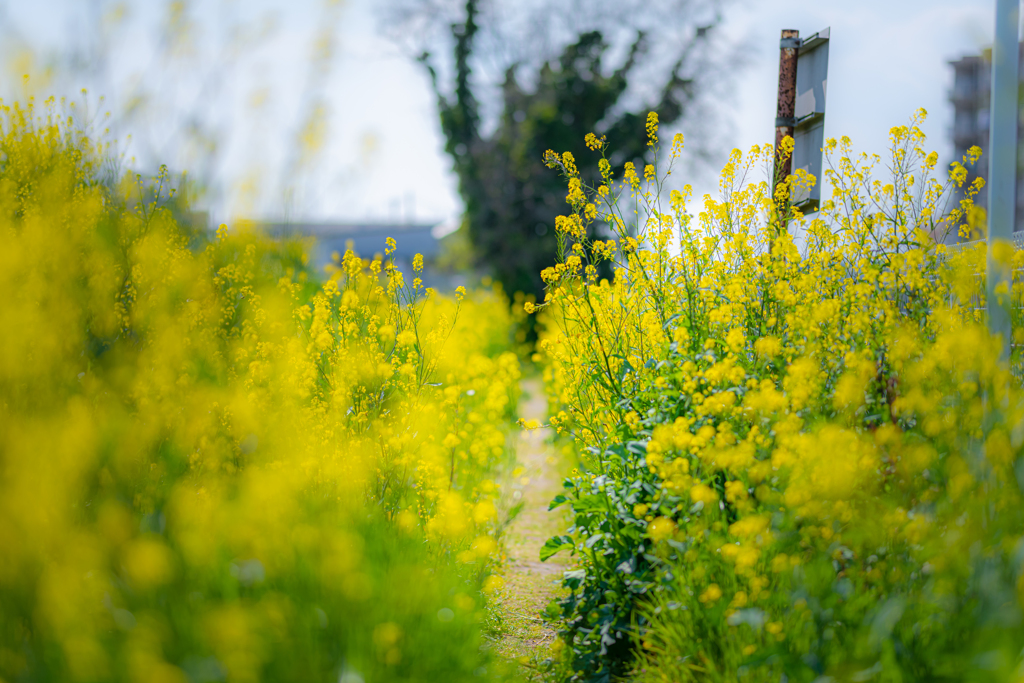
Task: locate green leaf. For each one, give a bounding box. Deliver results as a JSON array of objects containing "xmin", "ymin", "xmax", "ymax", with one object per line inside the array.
[
  {"xmin": 506, "ymin": 500, "xmax": 525, "ymax": 522},
  {"xmin": 548, "ymin": 494, "xmax": 569, "ymax": 511},
  {"xmin": 572, "ymin": 495, "xmax": 606, "ymax": 513},
  {"xmin": 540, "ymin": 535, "xmax": 574, "ymax": 562}
]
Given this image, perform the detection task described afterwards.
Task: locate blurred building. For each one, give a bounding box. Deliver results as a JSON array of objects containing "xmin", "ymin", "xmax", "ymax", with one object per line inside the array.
[
  {"xmin": 263, "ymin": 221, "xmax": 474, "ymax": 292},
  {"xmin": 264, "ymin": 221, "xmax": 440, "ymax": 269},
  {"xmin": 949, "ymin": 48, "xmax": 1024, "ymax": 236}
]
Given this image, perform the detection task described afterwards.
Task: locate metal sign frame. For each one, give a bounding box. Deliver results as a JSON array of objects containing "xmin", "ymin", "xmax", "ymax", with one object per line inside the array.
[{"xmin": 791, "ymin": 28, "xmax": 830, "ymax": 212}]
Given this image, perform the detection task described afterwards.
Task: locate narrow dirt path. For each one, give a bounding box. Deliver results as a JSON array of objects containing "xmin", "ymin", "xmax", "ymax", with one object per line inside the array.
[{"xmin": 493, "ymin": 376, "xmax": 568, "ymax": 667}]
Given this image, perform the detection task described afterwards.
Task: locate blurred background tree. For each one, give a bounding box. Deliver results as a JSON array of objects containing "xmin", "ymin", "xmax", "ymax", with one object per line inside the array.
[{"xmin": 386, "ymin": 0, "xmax": 744, "ymax": 301}]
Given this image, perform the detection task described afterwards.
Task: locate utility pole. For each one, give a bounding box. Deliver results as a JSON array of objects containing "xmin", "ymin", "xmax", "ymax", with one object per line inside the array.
[
  {"xmin": 987, "ymin": 0, "xmax": 1019, "ymax": 363},
  {"xmin": 772, "ymin": 29, "xmax": 799, "ymax": 246}
]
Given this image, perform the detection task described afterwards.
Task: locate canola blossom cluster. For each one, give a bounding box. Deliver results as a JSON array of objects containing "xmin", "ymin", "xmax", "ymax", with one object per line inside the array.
[
  {"xmin": 537, "ymin": 111, "xmax": 1024, "ymax": 681},
  {"xmin": 0, "ymin": 101, "xmax": 521, "ymax": 682}
]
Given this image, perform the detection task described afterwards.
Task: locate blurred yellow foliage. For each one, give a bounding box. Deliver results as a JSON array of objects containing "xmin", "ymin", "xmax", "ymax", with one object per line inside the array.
[{"xmin": 0, "ymin": 99, "xmax": 519, "ymax": 681}]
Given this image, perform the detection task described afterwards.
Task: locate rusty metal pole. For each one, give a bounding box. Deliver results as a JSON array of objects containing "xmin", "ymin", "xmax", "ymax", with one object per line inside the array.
[{"xmin": 772, "ymin": 29, "xmax": 800, "ymax": 247}]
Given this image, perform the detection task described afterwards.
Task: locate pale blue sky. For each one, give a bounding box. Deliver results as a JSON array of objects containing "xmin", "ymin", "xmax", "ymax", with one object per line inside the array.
[{"xmin": 0, "ymin": 0, "xmax": 994, "ymax": 226}]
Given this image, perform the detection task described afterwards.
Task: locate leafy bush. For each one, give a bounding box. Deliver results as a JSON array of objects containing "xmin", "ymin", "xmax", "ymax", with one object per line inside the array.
[
  {"xmin": 0, "ymin": 100, "xmax": 521, "ymax": 682},
  {"xmin": 535, "ymin": 111, "xmax": 1024, "ymax": 682}
]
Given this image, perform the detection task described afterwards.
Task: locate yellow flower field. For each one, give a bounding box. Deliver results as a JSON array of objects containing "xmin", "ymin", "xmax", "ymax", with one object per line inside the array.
[
  {"xmin": 5, "ymin": 91, "xmax": 1024, "ymax": 683},
  {"xmin": 536, "ymin": 111, "xmax": 1024, "ymax": 682},
  {"xmin": 0, "ymin": 100, "xmax": 521, "ymax": 683}
]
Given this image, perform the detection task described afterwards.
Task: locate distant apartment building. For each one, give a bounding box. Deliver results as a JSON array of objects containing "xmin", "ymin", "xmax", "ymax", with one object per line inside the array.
[
  {"xmin": 263, "ymin": 221, "xmax": 443, "ymax": 271},
  {"xmin": 949, "ymin": 48, "xmax": 1024, "ymax": 235},
  {"xmin": 260, "ymin": 221, "xmax": 475, "ymax": 292}
]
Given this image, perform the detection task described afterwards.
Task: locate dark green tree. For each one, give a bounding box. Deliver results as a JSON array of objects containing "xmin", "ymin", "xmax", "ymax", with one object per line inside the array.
[{"xmin": 413, "ymin": 0, "xmax": 731, "ymax": 299}]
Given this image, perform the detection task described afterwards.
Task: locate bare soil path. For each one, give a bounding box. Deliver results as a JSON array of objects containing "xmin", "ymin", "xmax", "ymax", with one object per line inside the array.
[{"xmin": 493, "ymin": 376, "xmax": 568, "ymax": 668}]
